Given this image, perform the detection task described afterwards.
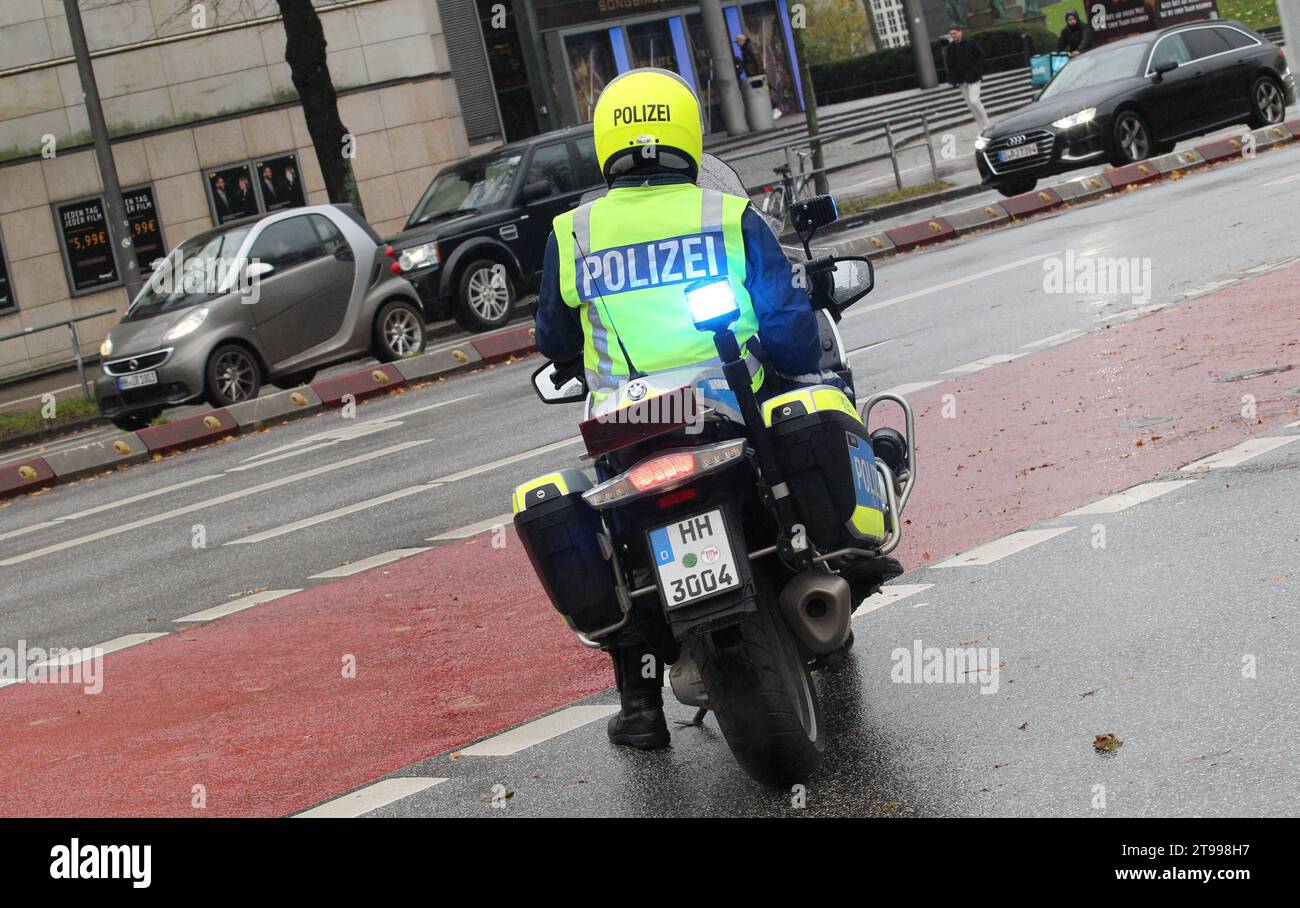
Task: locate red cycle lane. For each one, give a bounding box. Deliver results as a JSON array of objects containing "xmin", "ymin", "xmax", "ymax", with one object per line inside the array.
[{"xmin": 1, "ymin": 262, "xmax": 1297, "ymax": 816}]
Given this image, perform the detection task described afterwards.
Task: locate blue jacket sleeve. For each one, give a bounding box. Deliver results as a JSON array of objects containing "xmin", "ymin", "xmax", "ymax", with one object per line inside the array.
[
  {"xmin": 534, "ymin": 232, "xmax": 584, "ymax": 363},
  {"xmin": 742, "ymin": 208, "xmax": 822, "ymax": 376}
]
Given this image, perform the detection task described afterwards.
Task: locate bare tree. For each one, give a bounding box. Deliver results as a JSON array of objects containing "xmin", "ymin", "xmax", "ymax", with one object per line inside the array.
[{"xmin": 276, "ymin": 0, "xmax": 363, "ymax": 213}]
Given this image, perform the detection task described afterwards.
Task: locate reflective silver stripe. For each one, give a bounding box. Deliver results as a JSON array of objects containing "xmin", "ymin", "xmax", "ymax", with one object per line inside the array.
[
  {"xmin": 586, "ymin": 301, "xmax": 616, "ymax": 389},
  {"xmin": 701, "ymin": 189, "xmax": 724, "ymax": 232},
  {"xmin": 571, "ymin": 202, "xmax": 615, "ymax": 388}
]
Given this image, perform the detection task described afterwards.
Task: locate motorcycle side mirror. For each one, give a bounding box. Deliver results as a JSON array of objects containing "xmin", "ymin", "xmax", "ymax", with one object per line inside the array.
[
  {"xmin": 829, "ymin": 255, "xmax": 875, "ymax": 312},
  {"xmin": 532, "ymin": 360, "xmax": 587, "ymax": 404}
]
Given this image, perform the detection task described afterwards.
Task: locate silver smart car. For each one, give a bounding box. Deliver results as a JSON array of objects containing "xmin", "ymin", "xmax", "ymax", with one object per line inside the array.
[{"xmin": 95, "ymin": 204, "xmax": 425, "ymax": 429}]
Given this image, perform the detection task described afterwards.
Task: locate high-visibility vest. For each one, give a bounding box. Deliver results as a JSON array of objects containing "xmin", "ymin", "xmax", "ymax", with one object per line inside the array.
[{"xmin": 553, "ymin": 182, "xmax": 761, "ymax": 393}]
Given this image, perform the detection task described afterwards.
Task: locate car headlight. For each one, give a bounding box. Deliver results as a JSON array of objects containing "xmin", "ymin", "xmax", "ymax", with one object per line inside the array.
[
  {"xmin": 397, "ymin": 242, "xmax": 440, "ymax": 272},
  {"xmin": 974, "ymin": 134, "xmax": 990, "ymax": 151},
  {"xmin": 1051, "ymin": 107, "xmax": 1097, "ymax": 130},
  {"xmin": 99, "ymin": 335, "xmax": 113, "ymax": 357},
  {"xmin": 163, "ymin": 308, "xmax": 209, "ymax": 342}
]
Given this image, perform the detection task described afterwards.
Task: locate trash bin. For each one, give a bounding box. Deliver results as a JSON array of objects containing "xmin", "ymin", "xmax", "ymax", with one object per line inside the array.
[{"xmin": 740, "ymin": 74, "xmax": 775, "ymax": 132}]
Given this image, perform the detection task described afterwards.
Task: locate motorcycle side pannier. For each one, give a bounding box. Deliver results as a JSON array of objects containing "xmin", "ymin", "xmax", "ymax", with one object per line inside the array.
[
  {"xmin": 762, "ymin": 385, "xmax": 888, "ymax": 551},
  {"xmin": 512, "ymin": 469, "xmax": 623, "ymax": 636}
]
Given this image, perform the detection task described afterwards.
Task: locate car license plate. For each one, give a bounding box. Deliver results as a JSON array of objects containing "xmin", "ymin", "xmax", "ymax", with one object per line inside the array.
[
  {"xmin": 116, "ymin": 370, "xmax": 158, "ymax": 390},
  {"xmin": 648, "ymin": 508, "xmax": 741, "ymax": 609},
  {"xmin": 998, "ymin": 143, "xmax": 1039, "ymax": 163}
]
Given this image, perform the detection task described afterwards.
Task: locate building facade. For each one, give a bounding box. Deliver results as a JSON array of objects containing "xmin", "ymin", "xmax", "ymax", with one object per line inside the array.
[{"xmin": 0, "ymin": 0, "xmax": 478, "ymax": 382}]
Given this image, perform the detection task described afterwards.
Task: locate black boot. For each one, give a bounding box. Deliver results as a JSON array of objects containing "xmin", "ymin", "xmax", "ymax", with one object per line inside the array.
[{"xmin": 606, "ymin": 644, "xmax": 670, "ymax": 750}]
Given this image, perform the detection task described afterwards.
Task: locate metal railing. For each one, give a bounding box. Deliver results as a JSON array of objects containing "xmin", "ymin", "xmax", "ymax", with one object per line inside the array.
[
  {"xmin": 722, "ymin": 111, "xmax": 942, "ymax": 200},
  {"xmin": 0, "ymin": 309, "xmax": 116, "ymax": 400}
]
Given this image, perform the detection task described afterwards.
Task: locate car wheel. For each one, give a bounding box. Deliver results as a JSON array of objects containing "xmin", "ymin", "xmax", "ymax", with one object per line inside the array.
[
  {"xmin": 373, "ymin": 299, "xmax": 426, "ymax": 362},
  {"xmin": 453, "ymin": 259, "xmax": 515, "ymax": 332},
  {"xmin": 270, "ymin": 369, "xmax": 316, "ymax": 390},
  {"xmin": 111, "ymin": 410, "xmax": 160, "ymax": 431},
  {"xmin": 995, "ymin": 177, "xmax": 1037, "ymax": 197},
  {"xmin": 1248, "ymin": 76, "xmax": 1286, "ymax": 128},
  {"xmin": 1110, "ymin": 110, "xmax": 1153, "ymax": 165},
  {"xmin": 205, "ymin": 343, "xmax": 261, "ymax": 407}
]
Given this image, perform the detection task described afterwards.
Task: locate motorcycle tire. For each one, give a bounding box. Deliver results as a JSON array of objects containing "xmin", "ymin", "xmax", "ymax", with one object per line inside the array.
[{"xmin": 700, "ymin": 570, "xmax": 826, "ymax": 788}]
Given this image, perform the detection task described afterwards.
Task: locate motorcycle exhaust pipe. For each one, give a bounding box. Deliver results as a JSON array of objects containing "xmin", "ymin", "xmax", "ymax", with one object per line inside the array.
[{"xmin": 778, "ymin": 570, "xmax": 852, "ymax": 656}]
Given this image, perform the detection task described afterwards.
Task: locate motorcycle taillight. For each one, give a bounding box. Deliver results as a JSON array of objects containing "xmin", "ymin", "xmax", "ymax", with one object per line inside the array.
[{"xmin": 627, "ymin": 452, "xmax": 696, "ymax": 492}]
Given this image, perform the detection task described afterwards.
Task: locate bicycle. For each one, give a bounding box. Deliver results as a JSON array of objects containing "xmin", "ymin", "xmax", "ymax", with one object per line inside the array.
[{"xmin": 760, "ymin": 147, "xmax": 814, "ymax": 224}]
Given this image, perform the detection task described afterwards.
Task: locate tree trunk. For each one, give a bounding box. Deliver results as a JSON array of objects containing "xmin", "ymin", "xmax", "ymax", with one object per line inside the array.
[{"xmin": 277, "ymin": 0, "xmax": 363, "ymax": 214}]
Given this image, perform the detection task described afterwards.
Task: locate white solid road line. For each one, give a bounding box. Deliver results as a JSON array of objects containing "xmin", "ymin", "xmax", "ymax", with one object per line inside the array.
[
  {"xmin": 1262, "ymin": 170, "xmax": 1300, "ymax": 187},
  {"xmin": 308, "ymin": 548, "xmax": 431, "ymax": 579},
  {"xmin": 0, "ymin": 439, "xmax": 433, "ymax": 566},
  {"xmin": 933, "ymin": 527, "xmax": 1076, "ymax": 568},
  {"xmin": 854, "ymin": 583, "xmax": 934, "ymax": 617},
  {"xmin": 294, "ymin": 777, "xmax": 449, "ymax": 818},
  {"xmin": 1180, "ymin": 436, "xmax": 1300, "ymax": 472},
  {"xmin": 1064, "ymin": 480, "xmax": 1197, "ymax": 516},
  {"xmin": 25, "ymin": 633, "xmax": 169, "ymax": 675},
  {"xmin": 226, "ymin": 483, "xmax": 443, "ymax": 545},
  {"xmin": 174, "ymin": 589, "xmax": 302, "ymax": 624},
  {"xmin": 878, "ymin": 380, "xmax": 942, "ymax": 397},
  {"xmin": 456, "ymin": 704, "xmax": 620, "ymax": 757},
  {"xmin": 0, "ymin": 474, "xmax": 223, "ymax": 544},
  {"xmin": 1022, "ymin": 328, "xmax": 1085, "ymax": 349},
  {"xmin": 941, "ymin": 353, "xmax": 1024, "ymax": 375},
  {"xmin": 844, "ymin": 252, "xmax": 1059, "ymax": 320},
  {"xmin": 430, "ymin": 436, "xmax": 584, "ymax": 484},
  {"xmin": 428, "ymin": 512, "xmax": 513, "ymax": 541}
]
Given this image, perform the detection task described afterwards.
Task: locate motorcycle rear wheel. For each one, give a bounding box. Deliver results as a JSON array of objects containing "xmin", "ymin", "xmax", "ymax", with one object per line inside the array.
[{"xmin": 700, "ymin": 570, "xmax": 826, "ymax": 788}]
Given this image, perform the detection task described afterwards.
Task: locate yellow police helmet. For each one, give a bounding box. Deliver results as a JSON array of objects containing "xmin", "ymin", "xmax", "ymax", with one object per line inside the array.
[{"xmin": 593, "ymin": 68, "xmax": 703, "ymax": 183}]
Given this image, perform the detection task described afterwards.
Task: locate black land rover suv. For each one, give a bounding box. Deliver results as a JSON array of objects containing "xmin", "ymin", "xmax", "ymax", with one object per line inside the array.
[{"xmin": 385, "ymin": 125, "xmax": 603, "ymax": 332}]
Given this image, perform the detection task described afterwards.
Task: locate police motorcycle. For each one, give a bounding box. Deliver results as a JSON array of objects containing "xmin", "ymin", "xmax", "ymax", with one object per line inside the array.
[{"xmin": 512, "ymin": 155, "xmax": 916, "ymax": 788}]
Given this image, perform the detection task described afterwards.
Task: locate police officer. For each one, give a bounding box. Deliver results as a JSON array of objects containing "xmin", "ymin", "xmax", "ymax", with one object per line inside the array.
[{"xmin": 534, "ymin": 68, "xmax": 824, "ymax": 750}]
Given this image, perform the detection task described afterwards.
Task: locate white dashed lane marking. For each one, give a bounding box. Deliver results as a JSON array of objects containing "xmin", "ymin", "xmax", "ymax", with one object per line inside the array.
[
  {"xmin": 1021, "ymin": 328, "xmax": 1084, "ymax": 349},
  {"xmin": 1064, "ymin": 480, "xmax": 1197, "ymax": 516},
  {"xmin": 1180, "ymin": 436, "xmax": 1300, "ymax": 472},
  {"xmin": 877, "ymin": 380, "xmax": 942, "ymax": 398},
  {"xmin": 854, "ymin": 583, "xmax": 933, "ymax": 617},
  {"xmin": 428, "ymin": 513, "xmax": 513, "ymax": 541},
  {"xmin": 308, "ymin": 548, "xmax": 431, "ymax": 579},
  {"xmin": 174, "ymin": 589, "xmax": 302, "ymax": 624},
  {"xmin": 294, "ymin": 777, "xmax": 449, "ymax": 818},
  {"xmin": 940, "ymin": 353, "xmax": 1024, "ymax": 375},
  {"xmin": 933, "ymin": 527, "xmax": 1076, "ymax": 568},
  {"xmin": 456, "ymin": 705, "xmax": 620, "ymax": 757}
]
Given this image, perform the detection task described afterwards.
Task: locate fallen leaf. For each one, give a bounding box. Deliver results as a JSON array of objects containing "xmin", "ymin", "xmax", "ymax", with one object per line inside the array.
[{"xmin": 1093, "ymin": 732, "xmax": 1123, "ymax": 753}]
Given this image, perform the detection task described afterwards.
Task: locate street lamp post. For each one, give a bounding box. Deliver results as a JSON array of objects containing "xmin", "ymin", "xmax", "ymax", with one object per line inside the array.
[
  {"xmin": 61, "ymin": 0, "xmax": 142, "ymax": 304},
  {"xmin": 902, "ymin": 0, "xmax": 938, "ymax": 90}
]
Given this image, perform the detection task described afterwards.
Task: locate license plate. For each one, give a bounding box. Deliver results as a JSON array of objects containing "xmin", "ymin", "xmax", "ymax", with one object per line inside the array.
[
  {"xmin": 998, "ymin": 143, "xmax": 1039, "ymax": 163},
  {"xmin": 116, "ymin": 370, "xmax": 158, "ymax": 390},
  {"xmin": 648, "ymin": 508, "xmax": 741, "ymax": 608}
]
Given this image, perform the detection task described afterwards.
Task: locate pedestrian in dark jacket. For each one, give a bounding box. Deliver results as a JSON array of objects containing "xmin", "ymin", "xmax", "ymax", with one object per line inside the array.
[
  {"xmin": 734, "ymin": 33, "xmax": 765, "ymax": 79},
  {"xmin": 944, "ymin": 25, "xmax": 989, "ymax": 130},
  {"xmin": 1057, "ymin": 10, "xmax": 1094, "ymax": 56}
]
